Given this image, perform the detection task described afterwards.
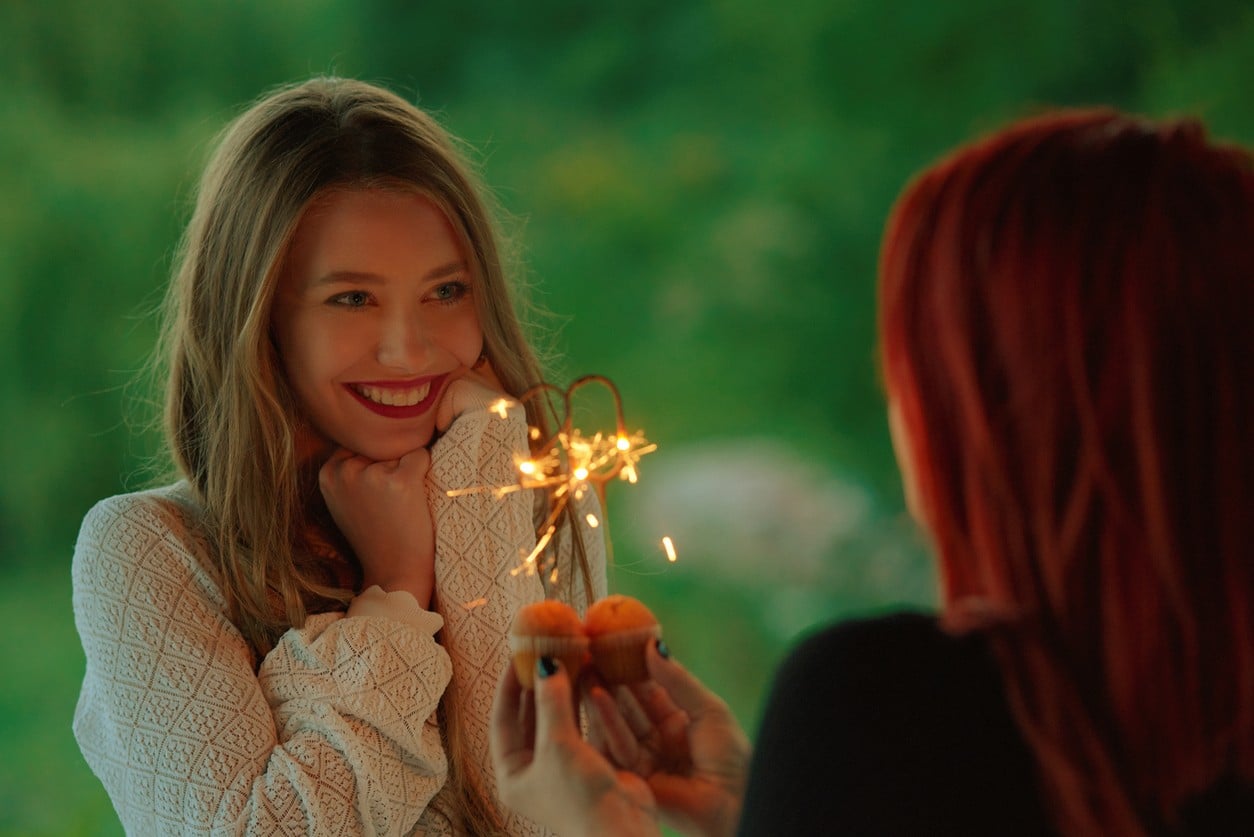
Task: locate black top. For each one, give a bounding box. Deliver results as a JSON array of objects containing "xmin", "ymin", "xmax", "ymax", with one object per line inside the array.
[
  {"xmin": 738, "ymin": 612, "xmax": 1055, "ymax": 836},
  {"xmin": 737, "ymin": 611, "xmax": 1254, "ymax": 835}
]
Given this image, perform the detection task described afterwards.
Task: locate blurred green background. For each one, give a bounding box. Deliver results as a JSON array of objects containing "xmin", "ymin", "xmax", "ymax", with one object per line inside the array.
[{"xmin": 2, "ymin": 1, "xmax": 1252, "ymax": 832}]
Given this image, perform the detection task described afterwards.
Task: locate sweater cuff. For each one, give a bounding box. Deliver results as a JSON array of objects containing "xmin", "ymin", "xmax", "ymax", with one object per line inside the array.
[{"xmin": 348, "ymin": 585, "xmax": 445, "ymax": 636}]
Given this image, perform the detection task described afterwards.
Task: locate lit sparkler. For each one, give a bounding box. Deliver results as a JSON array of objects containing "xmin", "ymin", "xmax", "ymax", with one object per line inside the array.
[{"xmin": 446, "ymin": 375, "xmax": 659, "ymax": 580}]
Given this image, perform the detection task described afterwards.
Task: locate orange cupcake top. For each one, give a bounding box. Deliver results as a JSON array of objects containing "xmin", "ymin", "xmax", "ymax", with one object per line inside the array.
[
  {"xmin": 510, "ymin": 600, "xmax": 586, "ymax": 638},
  {"xmin": 584, "ymin": 595, "xmax": 658, "ymax": 636}
]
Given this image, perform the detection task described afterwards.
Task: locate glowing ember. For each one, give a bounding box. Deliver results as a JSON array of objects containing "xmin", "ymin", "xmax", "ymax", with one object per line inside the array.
[{"xmin": 449, "ymin": 375, "xmax": 661, "ymax": 581}]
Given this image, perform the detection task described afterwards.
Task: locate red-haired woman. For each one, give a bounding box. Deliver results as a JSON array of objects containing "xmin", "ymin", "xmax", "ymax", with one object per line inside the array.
[{"xmin": 489, "ymin": 110, "xmax": 1254, "ymax": 836}]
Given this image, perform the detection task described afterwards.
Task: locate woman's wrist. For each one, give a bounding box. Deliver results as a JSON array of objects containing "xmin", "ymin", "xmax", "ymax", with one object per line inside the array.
[
  {"xmin": 348, "ymin": 585, "xmax": 444, "ymax": 634},
  {"xmin": 574, "ymin": 783, "xmax": 661, "ymax": 837},
  {"xmin": 360, "ymin": 573, "xmax": 433, "ymax": 610}
]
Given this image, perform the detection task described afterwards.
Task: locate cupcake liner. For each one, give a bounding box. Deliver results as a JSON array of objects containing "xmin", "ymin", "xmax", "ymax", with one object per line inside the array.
[
  {"xmin": 589, "ymin": 624, "xmax": 662, "ymax": 684},
  {"xmin": 509, "ymin": 633, "xmax": 589, "ymax": 689}
]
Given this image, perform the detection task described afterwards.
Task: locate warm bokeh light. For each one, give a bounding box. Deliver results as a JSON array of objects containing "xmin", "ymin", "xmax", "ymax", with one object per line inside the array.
[{"xmin": 450, "ymin": 375, "xmax": 658, "ymax": 581}]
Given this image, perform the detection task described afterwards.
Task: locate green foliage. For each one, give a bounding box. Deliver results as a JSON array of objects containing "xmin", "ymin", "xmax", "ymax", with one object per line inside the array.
[
  {"xmin": 0, "ymin": 562, "xmax": 121, "ymax": 835},
  {"xmin": 2, "ymin": 0, "xmax": 1251, "ymax": 831}
]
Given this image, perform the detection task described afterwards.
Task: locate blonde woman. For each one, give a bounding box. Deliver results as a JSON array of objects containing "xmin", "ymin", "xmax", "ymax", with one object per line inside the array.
[{"xmin": 72, "ymin": 77, "xmax": 605, "ymax": 835}]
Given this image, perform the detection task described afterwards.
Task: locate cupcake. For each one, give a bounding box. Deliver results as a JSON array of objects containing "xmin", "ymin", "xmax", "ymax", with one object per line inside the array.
[
  {"xmin": 585, "ymin": 594, "xmax": 662, "ymax": 684},
  {"xmin": 508, "ymin": 600, "xmax": 589, "ymax": 689}
]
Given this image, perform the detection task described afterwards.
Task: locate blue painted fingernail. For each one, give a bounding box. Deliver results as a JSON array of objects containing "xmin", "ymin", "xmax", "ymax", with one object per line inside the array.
[
  {"xmin": 656, "ymin": 639, "xmax": 670, "ymax": 659},
  {"xmin": 537, "ymin": 656, "xmax": 558, "ymax": 678}
]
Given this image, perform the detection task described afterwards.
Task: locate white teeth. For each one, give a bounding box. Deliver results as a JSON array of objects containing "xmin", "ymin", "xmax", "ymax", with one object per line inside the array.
[{"xmin": 357, "ymin": 382, "xmax": 431, "ymax": 407}]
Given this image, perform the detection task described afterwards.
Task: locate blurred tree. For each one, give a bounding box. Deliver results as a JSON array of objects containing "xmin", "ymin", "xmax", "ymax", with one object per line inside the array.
[
  {"xmin": 3, "ymin": 0, "xmax": 1251, "ymax": 565},
  {"xmin": 3, "ymin": 3, "xmax": 1253, "ymax": 831}
]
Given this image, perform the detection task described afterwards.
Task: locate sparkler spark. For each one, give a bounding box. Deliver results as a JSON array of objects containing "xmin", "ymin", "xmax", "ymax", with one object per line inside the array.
[{"xmin": 449, "ymin": 375, "xmax": 660, "ymax": 582}]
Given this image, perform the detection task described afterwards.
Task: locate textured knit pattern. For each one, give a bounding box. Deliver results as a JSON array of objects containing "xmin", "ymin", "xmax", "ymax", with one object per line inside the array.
[
  {"xmin": 72, "ymin": 405, "xmax": 606, "ymax": 835},
  {"xmin": 425, "ymin": 403, "xmax": 607, "ymax": 835}
]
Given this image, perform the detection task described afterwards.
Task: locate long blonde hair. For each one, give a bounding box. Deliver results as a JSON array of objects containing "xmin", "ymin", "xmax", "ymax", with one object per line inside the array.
[{"xmin": 159, "ymin": 76, "xmax": 589, "ymax": 834}]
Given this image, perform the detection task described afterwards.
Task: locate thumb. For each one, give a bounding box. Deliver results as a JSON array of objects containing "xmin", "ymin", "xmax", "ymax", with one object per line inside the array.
[
  {"xmin": 399, "ymin": 446, "xmax": 431, "ymax": 476},
  {"xmin": 646, "ymin": 641, "xmax": 728, "ymax": 719},
  {"xmin": 532, "ymin": 658, "xmax": 580, "ymax": 744},
  {"xmin": 435, "ymin": 378, "xmax": 460, "ymax": 433}
]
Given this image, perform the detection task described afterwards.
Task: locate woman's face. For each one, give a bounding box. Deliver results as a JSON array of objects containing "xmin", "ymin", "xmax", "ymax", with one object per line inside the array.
[{"xmin": 272, "ymin": 188, "xmax": 483, "ymax": 462}]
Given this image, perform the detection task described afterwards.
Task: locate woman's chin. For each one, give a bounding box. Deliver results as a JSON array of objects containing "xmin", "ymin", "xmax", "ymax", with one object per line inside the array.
[{"xmin": 346, "ymin": 434, "xmax": 435, "ymax": 464}]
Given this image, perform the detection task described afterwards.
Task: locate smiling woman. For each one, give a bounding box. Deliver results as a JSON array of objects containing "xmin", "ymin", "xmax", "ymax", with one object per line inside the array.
[
  {"xmin": 69, "ymin": 77, "xmax": 605, "ymax": 836},
  {"xmin": 273, "ymin": 188, "xmax": 484, "ymax": 463}
]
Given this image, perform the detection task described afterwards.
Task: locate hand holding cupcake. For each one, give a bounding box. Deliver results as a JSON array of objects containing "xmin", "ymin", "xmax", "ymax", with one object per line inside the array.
[
  {"xmin": 493, "ymin": 598, "xmax": 749, "ymax": 837},
  {"xmin": 508, "ymin": 600, "xmax": 590, "ymax": 689},
  {"xmin": 509, "ymin": 594, "xmax": 662, "ymax": 688}
]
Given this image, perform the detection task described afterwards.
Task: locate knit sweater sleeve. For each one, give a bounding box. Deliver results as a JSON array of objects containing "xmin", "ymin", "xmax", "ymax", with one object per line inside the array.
[
  {"xmin": 425, "ymin": 400, "xmax": 606, "ymax": 834},
  {"xmin": 71, "ymin": 487, "xmax": 453, "ymax": 836}
]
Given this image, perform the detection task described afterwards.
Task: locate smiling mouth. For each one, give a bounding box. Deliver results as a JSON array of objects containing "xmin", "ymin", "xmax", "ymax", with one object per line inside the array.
[
  {"xmin": 345, "ymin": 374, "xmax": 447, "ymax": 418},
  {"xmin": 352, "ymin": 381, "xmax": 432, "ymax": 407}
]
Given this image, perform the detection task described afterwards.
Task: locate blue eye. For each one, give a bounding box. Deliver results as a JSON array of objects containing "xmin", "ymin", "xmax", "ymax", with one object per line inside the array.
[
  {"xmin": 431, "ymin": 281, "xmax": 470, "ymax": 305},
  {"xmin": 329, "ymin": 290, "xmax": 371, "ymax": 308}
]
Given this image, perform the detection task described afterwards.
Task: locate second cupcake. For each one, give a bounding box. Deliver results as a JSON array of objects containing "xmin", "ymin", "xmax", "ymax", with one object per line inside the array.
[{"xmin": 585, "ymin": 594, "xmax": 662, "ymax": 685}]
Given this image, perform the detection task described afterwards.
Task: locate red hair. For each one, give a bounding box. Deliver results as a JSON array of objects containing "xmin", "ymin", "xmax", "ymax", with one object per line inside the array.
[{"xmin": 878, "ymin": 109, "xmax": 1254, "ymax": 833}]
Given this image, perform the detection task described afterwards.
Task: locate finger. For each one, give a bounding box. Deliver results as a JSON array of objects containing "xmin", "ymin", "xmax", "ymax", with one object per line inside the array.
[
  {"xmin": 520, "ymin": 687, "xmax": 536, "ymax": 751},
  {"xmin": 318, "ymin": 447, "xmax": 357, "ymax": 476},
  {"xmin": 435, "ymin": 369, "xmax": 470, "ymax": 432},
  {"xmin": 615, "ymin": 684, "xmax": 653, "ymax": 739},
  {"xmin": 318, "ymin": 448, "xmax": 359, "ymax": 492},
  {"xmin": 646, "ymin": 640, "xmax": 730, "ymax": 720},
  {"xmin": 471, "ymin": 354, "xmax": 506, "ymax": 392},
  {"xmin": 628, "ymin": 679, "xmax": 692, "ymax": 772},
  {"xmin": 630, "ymin": 679, "xmax": 683, "ymax": 727},
  {"xmin": 490, "ymin": 661, "xmax": 531, "ymax": 776},
  {"xmin": 437, "ymin": 372, "xmax": 511, "ymax": 432},
  {"xmin": 531, "ymin": 658, "xmax": 580, "ymax": 747},
  {"xmin": 578, "ymin": 675, "xmax": 609, "ymax": 752},
  {"xmin": 329, "ymin": 446, "xmax": 357, "ymax": 462},
  {"xmin": 332, "ymin": 448, "xmax": 372, "ymax": 477},
  {"xmin": 657, "ymin": 714, "xmax": 694, "ymax": 773},
  {"xmin": 586, "ymin": 684, "xmax": 639, "ymax": 768},
  {"xmin": 398, "ymin": 446, "xmax": 432, "ymax": 478},
  {"xmin": 363, "ymin": 457, "xmax": 401, "ymax": 478}
]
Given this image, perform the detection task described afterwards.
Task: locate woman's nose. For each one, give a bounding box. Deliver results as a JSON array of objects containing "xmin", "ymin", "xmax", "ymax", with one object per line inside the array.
[{"xmin": 376, "ymin": 310, "xmax": 431, "ymax": 370}]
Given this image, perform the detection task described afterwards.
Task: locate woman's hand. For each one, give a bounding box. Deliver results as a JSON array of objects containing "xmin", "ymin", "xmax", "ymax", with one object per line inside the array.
[
  {"xmin": 434, "ymin": 356, "xmax": 512, "ymax": 433},
  {"xmin": 585, "ymin": 642, "xmax": 750, "ymax": 837},
  {"xmin": 319, "ymin": 446, "xmax": 435, "ymax": 608},
  {"xmin": 491, "ymin": 658, "xmax": 661, "ymax": 837}
]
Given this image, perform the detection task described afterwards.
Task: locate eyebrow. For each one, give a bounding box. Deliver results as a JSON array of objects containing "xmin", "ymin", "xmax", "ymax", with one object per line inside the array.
[{"xmin": 311, "ymin": 261, "xmax": 469, "ymax": 287}]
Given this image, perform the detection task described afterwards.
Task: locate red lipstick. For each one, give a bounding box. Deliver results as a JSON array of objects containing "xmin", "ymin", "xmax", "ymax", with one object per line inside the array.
[{"xmin": 344, "ymin": 373, "xmax": 448, "ymax": 419}]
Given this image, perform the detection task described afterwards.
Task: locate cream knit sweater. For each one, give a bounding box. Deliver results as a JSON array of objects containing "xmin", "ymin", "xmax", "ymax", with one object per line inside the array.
[{"xmin": 72, "ymin": 406, "xmax": 607, "ymax": 835}]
